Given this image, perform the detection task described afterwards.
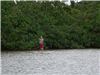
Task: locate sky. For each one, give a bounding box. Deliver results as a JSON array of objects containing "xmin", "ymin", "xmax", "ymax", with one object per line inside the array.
[
  {"xmin": 13, "ymin": 0, "xmax": 82, "ymax": 5},
  {"xmin": 64, "ymin": 0, "xmax": 82, "ymax": 5}
]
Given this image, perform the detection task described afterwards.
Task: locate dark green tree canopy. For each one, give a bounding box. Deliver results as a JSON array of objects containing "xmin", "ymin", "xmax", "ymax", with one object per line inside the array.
[{"xmin": 1, "ymin": 1, "xmax": 100, "ymax": 50}]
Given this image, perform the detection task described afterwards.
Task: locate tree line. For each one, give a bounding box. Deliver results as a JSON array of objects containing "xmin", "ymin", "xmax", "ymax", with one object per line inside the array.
[{"xmin": 1, "ymin": 1, "xmax": 100, "ymax": 50}]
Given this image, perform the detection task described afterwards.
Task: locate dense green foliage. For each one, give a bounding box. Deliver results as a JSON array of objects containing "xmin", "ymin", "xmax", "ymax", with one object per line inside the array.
[{"xmin": 1, "ymin": 1, "xmax": 100, "ymax": 50}]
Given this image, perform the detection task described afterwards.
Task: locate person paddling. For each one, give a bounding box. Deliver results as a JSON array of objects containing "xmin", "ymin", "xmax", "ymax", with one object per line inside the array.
[{"xmin": 39, "ymin": 36, "xmax": 44, "ymax": 50}]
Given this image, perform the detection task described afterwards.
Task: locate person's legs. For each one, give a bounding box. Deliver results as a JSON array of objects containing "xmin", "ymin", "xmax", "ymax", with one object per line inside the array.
[{"xmin": 41, "ymin": 48, "xmax": 44, "ymax": 50}]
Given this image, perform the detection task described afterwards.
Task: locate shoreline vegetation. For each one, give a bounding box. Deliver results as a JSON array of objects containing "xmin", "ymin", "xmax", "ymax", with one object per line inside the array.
[{"xmin": 1, "ymin": 1, "xmax": 100, "ymax": 51}]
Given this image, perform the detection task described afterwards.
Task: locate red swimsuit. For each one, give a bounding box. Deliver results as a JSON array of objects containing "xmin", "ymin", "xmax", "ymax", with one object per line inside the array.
[
  {"xmin": 40, "ymin": 43, "xmax": 44, "ymax": 49},
  {"xmin": 40, "ymin": 39, "xmax": 44, "ymax": 49}
]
